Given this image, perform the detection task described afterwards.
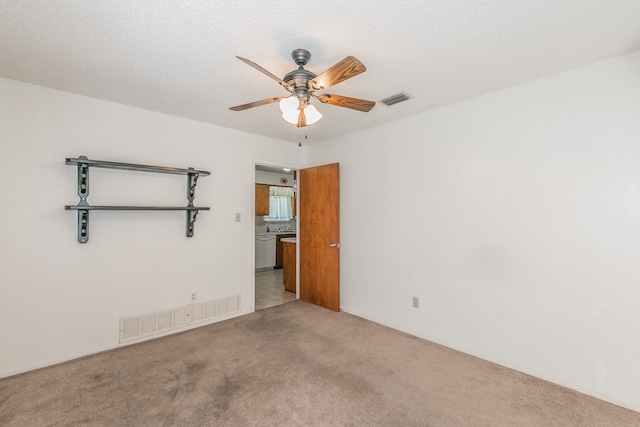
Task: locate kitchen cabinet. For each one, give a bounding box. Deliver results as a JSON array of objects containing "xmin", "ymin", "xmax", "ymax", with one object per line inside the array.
[
  {"xmin": 256, "ymin": 182, "xmax": 297, "ymax": 218},
  {"xmin": 282, "ymin": 240, "xmax": 296, "ymax": 293},
  {"xmin": 275, "ymin": 233, "xmax": 296, "ymax": 269},
  {"xmin": 255, "ymin": 184, "xmax": 270, "ymax": 216}
]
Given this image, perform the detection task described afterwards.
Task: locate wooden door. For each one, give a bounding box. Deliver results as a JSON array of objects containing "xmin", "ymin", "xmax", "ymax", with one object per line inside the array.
[{"xmin": 299, "ymin": 163, "xmax": 340, "ymax": 311}]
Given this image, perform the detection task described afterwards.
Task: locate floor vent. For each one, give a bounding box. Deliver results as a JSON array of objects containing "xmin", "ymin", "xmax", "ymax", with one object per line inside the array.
[{"xmin": 119, "ymin": 294, "xmax": 241, "ymax": 343}]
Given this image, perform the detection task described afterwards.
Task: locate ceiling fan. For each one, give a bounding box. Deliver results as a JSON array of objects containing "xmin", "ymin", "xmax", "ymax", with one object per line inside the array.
[{"xmin": 229, "ymin": 49, "xmax": 375, "ymax": 127}]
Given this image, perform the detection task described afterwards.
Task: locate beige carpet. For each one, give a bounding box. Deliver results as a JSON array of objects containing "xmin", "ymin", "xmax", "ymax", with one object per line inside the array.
[{"xmin": 1, "ymin": 300, "xmax": 638, "ymax": 426}]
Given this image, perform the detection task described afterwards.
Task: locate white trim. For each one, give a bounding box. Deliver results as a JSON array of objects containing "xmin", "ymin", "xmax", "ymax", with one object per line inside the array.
[{"xmin": 0, "ymin": 310, "xmax": 244, "ymax": 379}]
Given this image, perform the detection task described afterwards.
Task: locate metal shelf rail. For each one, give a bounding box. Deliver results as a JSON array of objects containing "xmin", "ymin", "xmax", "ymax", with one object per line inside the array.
[{"xmin": 65, "ymin": 156, "xmax": 210, "ymax": 243}]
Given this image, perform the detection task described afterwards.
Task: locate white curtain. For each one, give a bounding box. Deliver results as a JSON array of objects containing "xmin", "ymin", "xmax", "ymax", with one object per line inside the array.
[{"xmin": 268, "ymin": 186, "xmax": 294, "ymax": 219}]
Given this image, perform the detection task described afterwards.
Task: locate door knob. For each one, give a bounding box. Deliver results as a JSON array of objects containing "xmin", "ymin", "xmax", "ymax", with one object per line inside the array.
[{"xmin": 329, "ymin": 242, "xmax": 340, "ymax": 248}]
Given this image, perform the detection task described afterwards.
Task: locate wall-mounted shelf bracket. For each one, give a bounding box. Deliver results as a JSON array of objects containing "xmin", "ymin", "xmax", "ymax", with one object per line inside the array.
[{"xmin": 65, "ymin": 156, "xmax": 210, "ymax": 243}]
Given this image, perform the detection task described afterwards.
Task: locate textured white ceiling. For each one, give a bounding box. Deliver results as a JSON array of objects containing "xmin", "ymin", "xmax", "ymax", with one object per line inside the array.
[{"xmin": 1, "ymin": 1, "xmax": 640, "ymax": 144}]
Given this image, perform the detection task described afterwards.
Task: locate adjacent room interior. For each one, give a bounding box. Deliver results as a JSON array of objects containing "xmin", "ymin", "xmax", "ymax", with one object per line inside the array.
[
  {"xmin": 1, "ymin": 1, "xmax": 640, "ymax": 424},
  {"xmin": 254, "ymin": 164, "xmax": 297, "ymax": 310}
]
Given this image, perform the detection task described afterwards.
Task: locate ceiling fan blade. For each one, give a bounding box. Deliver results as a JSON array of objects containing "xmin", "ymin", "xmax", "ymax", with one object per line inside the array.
[
  {"xmin": 310, "ymin": 56, "xmax": 366, "ymax": 91},
  {"xmin": 236, "ymin": 56, "xmax": 291, "ymax": 91},
  {"xmin": 229, "ymin": 97, "xmax": 285, "ymax": 111},
  {"xmin": 316, "ymin": 94, "xmax": 375, "ymax": 112},
  {"xmin": 297, "ymin": 104, "xmax": 307, "ymax": 128}
]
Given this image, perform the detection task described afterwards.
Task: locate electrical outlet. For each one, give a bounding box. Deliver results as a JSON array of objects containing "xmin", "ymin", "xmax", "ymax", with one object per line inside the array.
[
  {"xmin": 190, "ymin": 292, "xmax": 197, "ymax": 302},
  {"xmin": 235, "ymin": 212, "xmax": 241, "ymax": 222},
  {"xmin": 412, "ymin": 296, "xmax": 420, "ymax": 309}
]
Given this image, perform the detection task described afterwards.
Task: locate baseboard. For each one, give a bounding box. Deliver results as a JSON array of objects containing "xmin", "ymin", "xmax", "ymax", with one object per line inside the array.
[
  {"xmin": 339, "ymin": 305, "xmax": 640, "ymax": 414},
  {"xmin": 0, "ymin": 310, "xmax": 245, "ymax": 380}
]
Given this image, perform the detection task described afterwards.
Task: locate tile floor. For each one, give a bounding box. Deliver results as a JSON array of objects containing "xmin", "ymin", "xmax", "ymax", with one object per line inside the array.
[{"xmin": 255, "ymin": 268, "xmax": 296, "ymax": 310}]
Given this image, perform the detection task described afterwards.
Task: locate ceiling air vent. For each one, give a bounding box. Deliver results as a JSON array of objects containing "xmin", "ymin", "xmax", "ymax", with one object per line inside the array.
[{"xmin": 381, "ymin": 92, "xmax": 411, "ymax": 106}]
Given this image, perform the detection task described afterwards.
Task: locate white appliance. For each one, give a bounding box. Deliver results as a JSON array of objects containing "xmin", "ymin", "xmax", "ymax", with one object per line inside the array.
[{"xmin": 255, "ymin": 234, "xmax": 276, "ymax": 269}]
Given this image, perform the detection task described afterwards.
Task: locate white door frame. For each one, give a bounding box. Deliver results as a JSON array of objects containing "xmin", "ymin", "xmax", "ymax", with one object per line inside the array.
[{"xmin": 252, "ymin": 159, "xmax": 303, "ymax": 313}]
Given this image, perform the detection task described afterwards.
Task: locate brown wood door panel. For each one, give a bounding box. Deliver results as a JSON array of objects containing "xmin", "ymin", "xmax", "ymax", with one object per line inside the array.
[{"xmin": 299, "ymin": 163, "xmax": 340, "ymax": 311}]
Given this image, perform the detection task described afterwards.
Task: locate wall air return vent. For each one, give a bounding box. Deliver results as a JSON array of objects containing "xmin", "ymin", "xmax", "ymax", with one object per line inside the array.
[
  {"xmin": 119, "ymin": 294, "xmax": 241, "ymax": 343},
  {"xmin": 380, "ymin": 92, "xmax": 411, "ymax": 106}
]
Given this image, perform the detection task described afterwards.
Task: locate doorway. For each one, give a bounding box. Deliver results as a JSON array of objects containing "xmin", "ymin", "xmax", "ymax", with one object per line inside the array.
[
  {"xmin": 254, "ymin": 163, "xmax": 298, "ymax": 310},
  {"xmin": 252, "ymin": 161, "xmax": 341, "ymax": 313}
]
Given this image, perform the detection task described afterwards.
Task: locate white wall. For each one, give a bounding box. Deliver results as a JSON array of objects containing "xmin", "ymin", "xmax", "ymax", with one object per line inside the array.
[
  {"xmin": 0, "ymin": 77, "xmax": 306, "ymax": 376},
  {"xmin": 307, "ymin": 50, "xmax": 640, "ymax": 411}
]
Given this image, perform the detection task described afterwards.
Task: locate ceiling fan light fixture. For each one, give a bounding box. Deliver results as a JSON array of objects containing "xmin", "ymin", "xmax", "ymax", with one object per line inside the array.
[
  {"xmin": 279, "ymin": 96, "xmax": 299, "ymax": 124},
  {"xmin": 279, "ymin": 96, "xmax": 298, "ymax": 114},
  {"xmin": 282, "ymin": 111, "xmax": 299, "ymax": 125},
  {"xmin": 279, "ymin": 96, "xmax": 300, "ymax": 124},
  {"xmin": 304, "ymin": 104, "xmax": 322, "ymax": 125},
  {"xmin": 279, "ymin": 96, "xmax": 322, "ymax": 126}
]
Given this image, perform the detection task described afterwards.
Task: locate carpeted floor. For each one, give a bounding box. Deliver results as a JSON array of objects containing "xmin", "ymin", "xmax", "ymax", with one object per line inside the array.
[{"xmin": 1, "ymin": 300, "xmax": 639, "ymax": 426}]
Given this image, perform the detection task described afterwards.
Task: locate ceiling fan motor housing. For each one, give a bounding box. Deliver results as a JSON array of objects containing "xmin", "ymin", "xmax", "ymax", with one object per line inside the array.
[{"xmin": 284, "ymin": 68, "xmax": 316, "ymax": 101}]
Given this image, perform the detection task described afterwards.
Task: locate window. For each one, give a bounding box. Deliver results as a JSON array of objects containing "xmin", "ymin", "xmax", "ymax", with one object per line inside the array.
[{"xmin": 267, "ymin": 186, "xmax": 294, "ymax": 220}]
